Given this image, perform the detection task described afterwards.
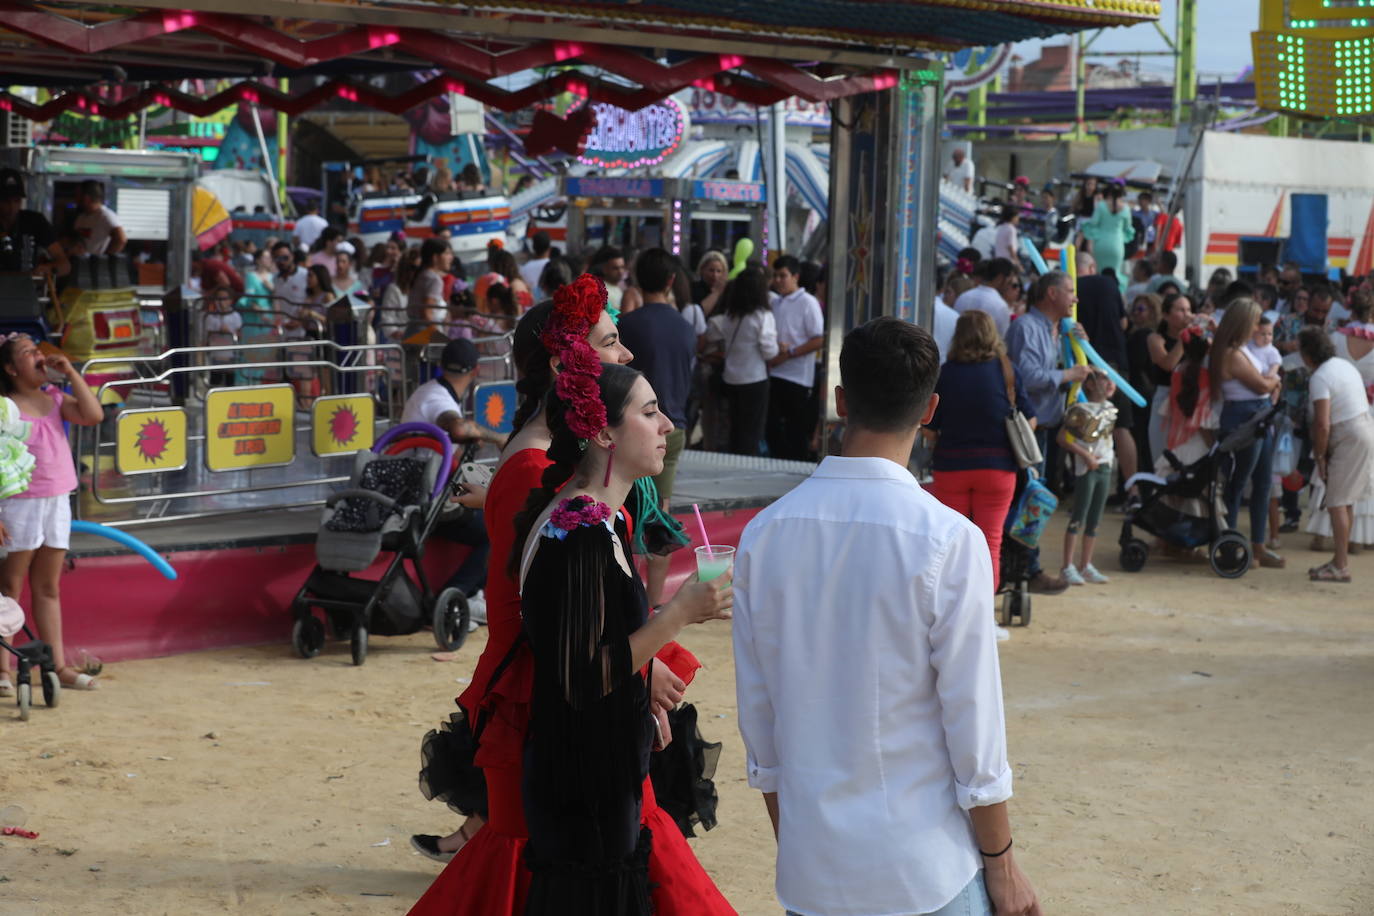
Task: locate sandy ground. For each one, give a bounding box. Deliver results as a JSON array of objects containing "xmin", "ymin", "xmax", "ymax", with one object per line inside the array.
[{"xmin": 1, "ymin": 511, "xmax": 1372, "ymax": 916}]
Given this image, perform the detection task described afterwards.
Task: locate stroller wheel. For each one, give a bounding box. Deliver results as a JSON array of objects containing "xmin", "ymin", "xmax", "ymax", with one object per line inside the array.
[
  {"xmin": 997, "ymin": 590, "xmax": 1015, "ymax": 627},
  {"xmin": 999, "ymin": 582, "xmax": 1031, "ymax": 627},
  {"xmin": 1210, "ymin": 531, "xmax": 1251, "ymax": 579},
  {"xmin": 42, "ymin": 670, "xmax": 60, "ymax": 708},
  {"xmin": 1119, "ymin": 538, "xmax": 1149, "ymax": 573},
  {"xmin": 350, "ymin": 626, "xmax": 368, "ymax": 667},
  {"xmin": 1017, "ymin": 580, "xmax": 1032, "ymax": 627},
  {"xmin": 17, "ymin": 682, "xmax": 30, "ymax": 721},
  {"xmin": 432, "ymin": 588, "xmax": 471, "ymax": 653},
  {"xmin": 292, "ymin": 616, "xmax": 326, "ymax": 659}
]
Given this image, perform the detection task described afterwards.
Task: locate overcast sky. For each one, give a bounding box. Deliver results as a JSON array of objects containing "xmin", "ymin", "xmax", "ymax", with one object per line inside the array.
[{"xmin": 1013, "ymin": 3, "xmax": 1257, "ymax": 82}]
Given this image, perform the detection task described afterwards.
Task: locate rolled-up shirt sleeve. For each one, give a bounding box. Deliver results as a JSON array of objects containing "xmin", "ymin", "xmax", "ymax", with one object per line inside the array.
[
  {"xmin": 926, "ymin": 522, "xmax": 1013, "ymax": 809},
  {"xmin": 732, "ymin": 543, "xmax": 781, "ymax": 793}
]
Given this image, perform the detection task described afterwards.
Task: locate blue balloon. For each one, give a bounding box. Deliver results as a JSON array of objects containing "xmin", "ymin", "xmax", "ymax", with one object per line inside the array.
[
  {"xmin": 1059, "ymin": 319, "xmax": 1148, "ymax": 408},
  {"xmin": 70, "ymin": 521, "xmax": 178, "ymax": 580},
  {"xmin": 1020, "ymin": 237, "xmax": 1051, "ymax": 276}
]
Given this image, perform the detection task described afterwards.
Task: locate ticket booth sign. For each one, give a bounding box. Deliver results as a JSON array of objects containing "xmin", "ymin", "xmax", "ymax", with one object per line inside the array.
[
  {"xmin": 205, "ymin": 385, "xmax": 295, "ymax": 471},
  {"xmin": 116, "ymin": 407, "xmax": 188, "ymax": 475},
  {"xmin": 312, "ymin": 394, "xmax": 375, "ymax": 456}
]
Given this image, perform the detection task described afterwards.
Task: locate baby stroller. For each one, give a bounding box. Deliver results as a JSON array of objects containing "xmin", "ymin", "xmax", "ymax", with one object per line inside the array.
[
  {"xmin": 1118, "ymin": 401, "xmax": 1282, "ymax": 579},
  {"xmin": 291, "ymin": 422, "xmax": 472, "ymax": 665},
  {"xmin": 997, "ymin": 539, "xmax": 1034, "ymax": 627},
  {"xmin": 0, "ymin": 597, "xmax": 60, "ymax": 721}
]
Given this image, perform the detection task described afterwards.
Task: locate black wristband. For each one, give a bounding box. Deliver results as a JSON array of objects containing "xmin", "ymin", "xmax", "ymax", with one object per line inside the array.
[{"xmin": 980, "ymin": 838, "xmax": 1013, "ymax": 858}]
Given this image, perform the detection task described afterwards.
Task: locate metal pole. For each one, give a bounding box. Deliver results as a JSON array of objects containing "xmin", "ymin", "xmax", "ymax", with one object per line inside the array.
[
  {"xmin": 770, "ymin": 101, "xmax": 788, "ymax": 253},
  {"xmin": 250, "ymin": 103, "xmax": 286, "ymax": 229},
  {"xmin": 277, "ymin": 78, "xmax": 290, "ymax": 211},
  {"xmin": 1174, "ymin": 0, "xmax": 1197, "ymax": 127},
  {"xmin": 1075, "ymin": 32, "xmax": 1087, "ymax": 140}
]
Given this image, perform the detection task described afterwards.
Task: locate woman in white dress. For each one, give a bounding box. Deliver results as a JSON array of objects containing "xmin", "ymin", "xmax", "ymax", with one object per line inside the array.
[{"xmin": 1304, "ymin": 292, "xmax": 1374, "ymax": 551}]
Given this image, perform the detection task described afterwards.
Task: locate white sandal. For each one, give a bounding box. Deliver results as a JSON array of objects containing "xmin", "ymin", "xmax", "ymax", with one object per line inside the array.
[
  {"xmin": 0, "ymin": 678, "xmax": 12, "ymax": 698},
  {"xmin": 59, "ymin": 670, "xmax": 99, "ymax": 690}
]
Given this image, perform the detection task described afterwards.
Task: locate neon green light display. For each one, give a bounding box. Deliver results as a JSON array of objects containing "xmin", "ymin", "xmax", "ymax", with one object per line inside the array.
[{"xmin": 1254, "ymin": 0, "xmax": 1374, "ymax": 116}]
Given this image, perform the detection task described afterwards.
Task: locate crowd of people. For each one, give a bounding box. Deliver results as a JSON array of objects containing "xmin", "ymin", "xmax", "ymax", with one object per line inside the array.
[{"xmin": 931, "ymin": 240, "xmax": 1374, "ymax": 598}]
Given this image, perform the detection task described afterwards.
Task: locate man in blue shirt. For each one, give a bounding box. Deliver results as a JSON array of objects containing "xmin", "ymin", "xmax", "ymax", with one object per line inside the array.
[
  {"xmin": 1005, "ymin": 271, "xmax": 1091, "ymax": 595},
  {"xmin": 617, "ymin": 247, "xmax": 696, "ymax": 605}
]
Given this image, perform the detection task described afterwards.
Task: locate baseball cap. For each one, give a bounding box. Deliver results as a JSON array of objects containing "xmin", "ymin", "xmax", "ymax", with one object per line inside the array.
[
  {"xmin": 336, "ymin": 240, "xmax": 356, "ymax": 255},
  {"xmin": 0, "ymin": 168, "xmax": 25, "ymax": 201},
  {"xmin": 440, "ymin": 338, "xmax": 479, "ymax": 373}
]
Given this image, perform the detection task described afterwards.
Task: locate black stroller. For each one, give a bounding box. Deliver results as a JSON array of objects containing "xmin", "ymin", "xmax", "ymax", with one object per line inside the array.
[
  {"xmin": 1118, "ymin": 401, "xmax": 1282, "ymax": 579},
  {"xmin": 291, "ymin": 422, "xmax": 472, "ymax": 665},
  {"xmin": 0, "ymin": 620, "xmax": 60, "ymax": 721}
]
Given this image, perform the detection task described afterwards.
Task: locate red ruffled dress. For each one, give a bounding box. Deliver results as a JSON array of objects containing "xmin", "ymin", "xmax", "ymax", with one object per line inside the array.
[{"xmin": 408, "ymin": 449, "xmax": 734, "ymax": 916}]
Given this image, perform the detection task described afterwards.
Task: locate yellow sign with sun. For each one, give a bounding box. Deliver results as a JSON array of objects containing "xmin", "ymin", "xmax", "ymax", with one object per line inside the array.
[
  {"xmin": 311, "ymin": 394, "xmax": 376, "ymax": 457},
  {"xmin": 116, "ymin": 408, "xmax": 188, "ymax": 475}
]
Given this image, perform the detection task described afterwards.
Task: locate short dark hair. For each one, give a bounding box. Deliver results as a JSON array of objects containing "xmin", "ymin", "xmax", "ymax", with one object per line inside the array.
[
  {"xmin": 1255, "ymin": 283, "xmax": 1278, "ymax": 307},
  {"xmin": 78, "ymin": 179, "xmax": 105, "ymax": 202},
  {"xmin": 1030, "ymin": 270, "xmax": 1069, "ymax": 305},
  {"xmin": 974, "ymin": 257, "xmax": 1016, "ymax": 283},
  {"xmin": 1298, "ymin": 325, "xmax": 1335, "ymax": 365},
  {"xmin": 1137, "ymin": 191, "xmax": 1154, "ymax": 202},
  {"xmin": 839, "ymin": 317, "xmax": 939, "ymax": 433},
  {"xmin": 1158, "ymin": 250, "xmax": 1178, "ymax": 272},
  {"xmin": 633, "ymin": 247, "xmax": 677, "ymax": 294},
  {"xmin": 271, "ymin": 240, "xmax": 293, "ymax": 256},
  {"xmin": 1309, "ymin": 279, "xmax": 1333, "ymax": 300},
  {"xmin": 531, "ymin": 230, "xmax": 551, "ymax": 256},
  {"xmin": 420, "ymin": 237, "xmax": 449, "ymax": 267},
  {"xmin": 590, "ymin": 245, "xmax": 623, "ymax": 269},
  {"xmin": 772, "ymin": 254, "xmax": 802, "ymax": 276}
]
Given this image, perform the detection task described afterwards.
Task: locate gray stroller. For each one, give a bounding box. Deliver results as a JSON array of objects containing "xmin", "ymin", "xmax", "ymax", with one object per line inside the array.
[{"xmin": 291, "ymin": 422, "xmax": 471, "ymax": 665}]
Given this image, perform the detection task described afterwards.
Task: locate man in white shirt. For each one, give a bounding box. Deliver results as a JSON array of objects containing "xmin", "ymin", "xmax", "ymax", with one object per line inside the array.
[
  {"xmin": 400, "ymin": 338, "xmax": 502, "ymax": 622},
  {"xmin": 73, "ymin": 181, "xmax": 126, "ymax": 255},
  {"xmin": 953, "ymin": 257, "xmax": 1018, "ymax": 336},
  {"xmin": 292, "ymin": 201, "xmax": 328, "ymax": 253},
  {"xmin": 734, "ymin": 317, "xmax": 1041, "ymax": 916},
  {"xmin": 270, "ymin": 240, "xmax": 309, "ymax": 306},
  {"xmin": 519, "ymin": 230, "xmax": 552, "ymax": 290},
  {"xmin": 943, "ymin": 146, "xmax": 975, "ymax": 194},
  {"xmin": 766, "ymin": 255, "xmax": 825, "ymax": 460}
]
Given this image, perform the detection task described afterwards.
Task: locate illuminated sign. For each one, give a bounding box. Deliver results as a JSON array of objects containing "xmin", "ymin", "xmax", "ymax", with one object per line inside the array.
[
  {"xmin": 311, "ymin": 394, "xmax": 375, "ymax": 457},
  {"xmin": 691, "ymin": 180, "xmax": 765, "ymax": 203},
  {"xmin": 575, "ymin": 99, "xmax": 687, "ymax": 169},
  {"xmin": 205, "ymin": 385, "xmax": 295, "ymax": 471},
  {"xmin": 1253, "ymin": 0, "xmax": 1374, "ymax": 117},
  {"xmin": 115, "ymin": 407, "xmax": 187, "ymax": 474},
  {"xmin": 688, "ymin": 90, "xmax": 830, "ymax": 128},
  {"xmin": 564, "ymin": 177, "xmax": 666, "ymax": 199}
]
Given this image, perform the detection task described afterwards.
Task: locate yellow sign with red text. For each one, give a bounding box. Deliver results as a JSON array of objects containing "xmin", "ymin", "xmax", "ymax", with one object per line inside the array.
[{"xmin": 205, "ymin": 385, "xmax": 295, "ymax": 471}]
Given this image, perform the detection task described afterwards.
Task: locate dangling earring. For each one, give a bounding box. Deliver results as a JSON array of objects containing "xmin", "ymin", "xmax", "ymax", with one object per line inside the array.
[{"xmin": 603, "ymin": 442, "xmax": 616, "ymax": 487}]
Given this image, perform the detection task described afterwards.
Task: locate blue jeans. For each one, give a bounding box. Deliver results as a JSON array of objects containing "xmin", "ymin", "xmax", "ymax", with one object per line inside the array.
[
  {"xmin": 787, "ymin": 871, "xmax": 991, "ymax": 916},
  {"xmin": 1219, "ymin": 398, "xmax": 1275, "ymax": 544}
]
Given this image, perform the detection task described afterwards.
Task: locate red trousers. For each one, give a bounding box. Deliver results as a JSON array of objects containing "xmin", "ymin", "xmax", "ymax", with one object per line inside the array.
[{"xmin": 928, "ymin": 468, "xmax": 1018, "ymax": 591}]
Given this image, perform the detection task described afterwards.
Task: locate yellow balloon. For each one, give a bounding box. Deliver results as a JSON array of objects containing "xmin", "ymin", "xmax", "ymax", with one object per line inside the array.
[{"xmin": 729, "ymin": 238, "xmax": 755, "ymax": 279}]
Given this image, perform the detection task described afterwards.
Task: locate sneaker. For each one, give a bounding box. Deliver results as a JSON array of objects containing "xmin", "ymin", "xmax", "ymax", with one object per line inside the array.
[
  {"xmin": 1257, "ymin": 548, "xmax": 1286, "ymax": 569},
  {"xmin": 1279, "ymin": 518, "xmax": 1300, "ymax": 534},
  {"xmin": 467, "ymin": 592, "xmax": 488, "ymax": 626},
  {"xmin": 1081, "ymin": 563, "xmax": 1110, "ymax": 584},
  {"xmin": 1027, "ymin": 572, "xmax": 1070, "ymax": 595},
  {"xmin": 1062, "ymin": 564, "xmax": 1086, "ymax": 586},
  {"xmin": 995, "ymin": 626, "xmax": 1011, "ymax": 642},
  {"xmin": 410, "ymin": 834, "xmax": 456, "ymax": 864}
]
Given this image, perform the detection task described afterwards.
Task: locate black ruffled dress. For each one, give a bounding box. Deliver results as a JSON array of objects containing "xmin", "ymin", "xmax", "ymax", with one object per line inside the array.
[{"xmin": 519, "ymin": 508, "xmax": 656, "ymax": 916}]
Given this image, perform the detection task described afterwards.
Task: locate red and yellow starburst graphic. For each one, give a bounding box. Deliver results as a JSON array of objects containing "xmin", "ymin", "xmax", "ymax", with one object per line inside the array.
[
  {"xmin": 116, "ymin": 408, "xmax": 187, "ymax": 475},
  {"xmin": 329, "ymin": 405, "xmax": 360, "ymax": 447},
  {"xmin": 135, "ymin": 418, "xmax": 171, "ymax": 464},
  {"xmin": 483, "ymin": 393, "xmax": 508, "ymax": 431}
]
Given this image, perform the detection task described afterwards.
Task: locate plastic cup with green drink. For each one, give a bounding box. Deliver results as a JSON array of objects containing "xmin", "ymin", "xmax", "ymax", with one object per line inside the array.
[{"xmin": 694, "ymin": 545, "xmax": 734, "ymax": 583}]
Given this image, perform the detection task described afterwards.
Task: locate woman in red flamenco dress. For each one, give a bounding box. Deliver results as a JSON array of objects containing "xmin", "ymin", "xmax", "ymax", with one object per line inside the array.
[{"xmin": 408, "ymin": 277, "xmax": 735, "ymax": 915}]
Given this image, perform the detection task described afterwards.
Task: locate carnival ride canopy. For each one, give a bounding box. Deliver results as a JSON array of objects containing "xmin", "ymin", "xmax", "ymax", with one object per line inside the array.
[{"xmin": 0, "ymin": 0, "xmax": 1158, "ymax": 121}]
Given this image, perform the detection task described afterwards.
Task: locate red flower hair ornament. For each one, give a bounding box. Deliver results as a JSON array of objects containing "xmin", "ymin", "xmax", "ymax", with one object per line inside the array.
[{"xmin": 541, "ymin": 274, "xmax": 609, "ymax": 441}]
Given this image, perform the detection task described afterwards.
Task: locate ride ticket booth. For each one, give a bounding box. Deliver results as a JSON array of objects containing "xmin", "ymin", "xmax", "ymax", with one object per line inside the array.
[{"xmin": 562, "ymin": 176, "xmax": 765, "ymax": 264}]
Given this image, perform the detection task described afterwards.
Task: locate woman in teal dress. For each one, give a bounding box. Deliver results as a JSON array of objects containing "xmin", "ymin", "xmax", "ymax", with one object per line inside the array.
[
  {"xmin": 1080, "ymin": 180, "xmax": 1135, "ymax": 293},
  {"xmin": 239, "ymin": 248, "xmax": 277, "ymax": 383}
]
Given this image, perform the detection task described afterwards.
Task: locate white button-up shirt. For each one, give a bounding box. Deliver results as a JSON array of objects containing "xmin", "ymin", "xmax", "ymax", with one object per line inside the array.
[
  {"xmin": 769, "ymin": 288, "xmax": 825, "ymax": 389},
  {"xmin": 734, "ymin": 455, "xmax": 1013, "ymax": 916}
]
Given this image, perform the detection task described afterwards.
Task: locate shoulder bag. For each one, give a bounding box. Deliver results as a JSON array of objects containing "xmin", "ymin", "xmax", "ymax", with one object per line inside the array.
[{"xmin": 999, "ymin": 355, "xmax": 1043, "ymax": 470}]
